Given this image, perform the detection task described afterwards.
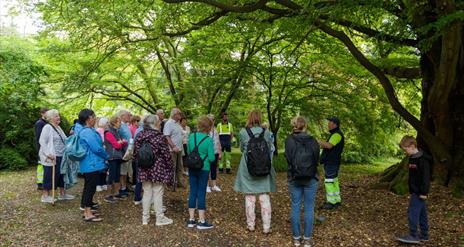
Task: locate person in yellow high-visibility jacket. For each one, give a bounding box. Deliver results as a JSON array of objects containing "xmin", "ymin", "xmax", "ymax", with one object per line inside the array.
[{"xmin": 217, "ymin": 112, "xmax": 233, "ymax": 174}]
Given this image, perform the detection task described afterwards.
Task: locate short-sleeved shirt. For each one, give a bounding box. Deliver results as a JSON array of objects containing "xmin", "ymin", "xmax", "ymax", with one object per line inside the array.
[
  {"xmin": 217, "ymin": 122, "xmax": 233, "ymax": 136},
  {"xmin": 187, "ymin": 132, "xmax": 215, "ymax": 171},
  {"xmin": 328, "ymin": 133, "xmax": 342, "ymax": 146},
  {"xmin": 163, "ymin": 119, "xmax": 184, "ymax": 151}
]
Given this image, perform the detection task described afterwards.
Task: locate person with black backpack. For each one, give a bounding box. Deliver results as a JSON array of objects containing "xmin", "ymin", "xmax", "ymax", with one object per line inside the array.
[
  {"xmin": 284, "ymin": 116, "xmax": 320, "ymax": 247},
  {"xmin": 234, "ymin": 110, "xmax": 276, "ymax": 234},
  {"xmin": 133, "ymin": 114, "xmax": 174, "ymax": 226},
  {"xmin": 186, "ymin": 116, "xmax": 216, "ymax": 230}
]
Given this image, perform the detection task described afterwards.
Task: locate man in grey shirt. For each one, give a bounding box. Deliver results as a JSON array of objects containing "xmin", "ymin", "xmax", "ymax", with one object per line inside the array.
[{"xmin": 163, "ymin": 108, "xmax": 185, "ymax": 188}]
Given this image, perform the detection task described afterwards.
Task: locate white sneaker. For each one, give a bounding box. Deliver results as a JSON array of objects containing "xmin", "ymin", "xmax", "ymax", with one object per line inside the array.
[
  {"xmin": 134, "ymin": 200, "xmax": 142, "ymax": 205},
  {"xmin": 156, "ymin": 215, "xmax": 173, "ymax": 226},
  {"xmin": 206, "ymin": 187, "xmax": 212, "ymax": 193},
  {"xmin": 212, "ymin": 185, "xmax": 221, "ymax": 192},
  {"xmin": 102, "ymin": 185, "xmax": 108, "ymax": 191},
  {"xmin": 41, "ymin": 196, "xmax": 56, "ymax": 203},
  {"xmin": 183, "ymin": 171, "xmax": 189, "ymax": 176},
  {"xmin": 58, "ymin": 194, "xmax": 75, "ymax": 200},
  {"xmin": 96, "ymin": 186, "xmax": 103, "ymax": 192},
  {"xmin": 142, "ymin": 216, "xmax": 149, "ymax": 225}
]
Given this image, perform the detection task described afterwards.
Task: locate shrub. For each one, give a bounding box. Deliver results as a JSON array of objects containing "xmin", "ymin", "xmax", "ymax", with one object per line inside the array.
[{"xmin": 0, "ymin": 148, "xmax": 28, "ymax": 170}]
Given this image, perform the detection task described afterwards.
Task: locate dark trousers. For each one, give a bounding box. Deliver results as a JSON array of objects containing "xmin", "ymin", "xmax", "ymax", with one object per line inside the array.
[
  {"xmin": 132, "ymin": 161, "xmax": 142, "ymax": 201},
  {"xmin": 209, "ymin": 154, "xmax": 219, "ymax": 180},
  {"xmin": 408, "ymin": 194, "xmax": 429, "ymax": 238},
  {"xmin": 43, "ymin": 156, "xmax": 64, "ymax": 190},
  {"xmin": 97, "ymin": 169, "xmax": 107, "ymax": 186},
  {"xmin": 81, "ymin": 172, "xmax": 99, "ymax": 208}
]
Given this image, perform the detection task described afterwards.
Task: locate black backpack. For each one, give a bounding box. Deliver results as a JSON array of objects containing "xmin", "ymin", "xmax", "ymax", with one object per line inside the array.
[
  {"xmin": 136, "ymin": 140, "xmax": 154, "ymax": 169},
  {"xmin": 289, "ymin": 135, "xmax": 318, "ymax": 181},
  {"xmin": 245, "ymin": 128, "xmax": 271, "ymax": 177},
  {"xmin": 186, "ymin": 133, "xmax": 208, "ymax": 170}
]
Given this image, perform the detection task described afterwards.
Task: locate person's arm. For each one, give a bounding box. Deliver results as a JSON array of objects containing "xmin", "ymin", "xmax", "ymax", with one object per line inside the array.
[
  {"xmin": 39, "ymin": 125, "xmax": 55, "ymax": 160},
  {"xmin": 83, "ymin": 130, "xmax": 109, "ymax": 159},
  {"xmin": 105, "ymin": 132, "xmax": 124, "ymax": 149},
  {"xmin": 239, "ymin": 128, "xmax": 247, "ymax": 153},
  {"xmin": 163, "ymin": 122, "xmax": 180, "ymax": 152},
  {"xmin": 206, "ymin": 138, "xmax": 215, "ymax": 163},
  {"xmin": 419, "ymin": 157, "xmax": 431, "ymax": 199},
  {"xmin": 318, "ymin": 133, "xmax": 342, "ymax": 149},
  {"xmin": 215, "ymin": 130, "xmax": 222, "ymax": 160}
]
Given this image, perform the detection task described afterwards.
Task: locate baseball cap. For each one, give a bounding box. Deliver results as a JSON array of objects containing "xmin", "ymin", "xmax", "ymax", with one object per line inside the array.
[{"xmin": 327, "ymin": 117, "xmax": 340, "ymax": 126}]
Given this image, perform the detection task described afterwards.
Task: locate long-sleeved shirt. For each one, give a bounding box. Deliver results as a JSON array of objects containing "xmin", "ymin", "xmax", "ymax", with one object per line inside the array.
[
  {"xmin": 408, "ymin": 150, "xmax": 432, "ymax": 195},
  {"xmin": 38, "ymin": 124, "xmax": 67, "ymax": 166}
]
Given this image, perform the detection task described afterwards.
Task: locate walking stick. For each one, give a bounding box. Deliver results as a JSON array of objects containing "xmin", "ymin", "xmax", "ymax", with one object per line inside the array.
[{"xmin": 51, "ymin": 158, "xmax": 56, "ymax": 206}]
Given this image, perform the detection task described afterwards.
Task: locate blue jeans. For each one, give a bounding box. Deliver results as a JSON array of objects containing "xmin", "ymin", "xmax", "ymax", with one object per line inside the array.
[
  {"xmin": 289, "ymin": 179, "xmax": 319, "ymax": 239},
  {"xmin": 188, "ymin": 169, "xmax": 209, "ymax": 210},
  {"xmin": 408, "ymin": 194, "xmax": 429, "ymax": 238}
]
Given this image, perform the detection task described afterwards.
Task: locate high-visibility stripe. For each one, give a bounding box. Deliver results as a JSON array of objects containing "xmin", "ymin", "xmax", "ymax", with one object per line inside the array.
[{"xmin": 325, "ymin": 178, "xmax": 335, "ymax": 183}]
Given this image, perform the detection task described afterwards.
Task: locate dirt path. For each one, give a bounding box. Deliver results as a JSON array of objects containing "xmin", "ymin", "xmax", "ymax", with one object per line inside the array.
[{"xmin": 0, "ymin": 165, "xmax": 463, "ymax": 247}]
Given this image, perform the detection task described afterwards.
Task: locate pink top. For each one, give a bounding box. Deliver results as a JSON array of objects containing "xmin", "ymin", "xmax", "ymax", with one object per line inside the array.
[
  {"xmin": 96, "ymin": 128, "xmax": 105, "ymax": 142},
  {"xmin": 104, "ymin": 131, "xmax": 128, "ymax": 149},
  {"xmin": 129, "ymin": 124, "xmax": 138, "ymax": 138}
]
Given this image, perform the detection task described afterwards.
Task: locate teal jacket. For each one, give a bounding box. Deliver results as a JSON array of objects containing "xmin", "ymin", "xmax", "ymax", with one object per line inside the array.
[{"xmin": 187, "ymin": 132, "xmax": 215, "ymax": 171}]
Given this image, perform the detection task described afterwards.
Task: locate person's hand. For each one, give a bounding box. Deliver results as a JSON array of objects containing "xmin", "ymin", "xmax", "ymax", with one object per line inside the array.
[
  {"xmin": 218, "ymin": 152, "xmax": 222, "ymax": 160},
  {"xmin": 47, "ymin": 154, "xmax": 56, "ymax": 160},
  {"xmin": 173, "ymin": 146, "xmax": 181, "ymax": 153},
  {"xmin": 419, "ymin": 195, "xmax": 428, "ymax": 200}
]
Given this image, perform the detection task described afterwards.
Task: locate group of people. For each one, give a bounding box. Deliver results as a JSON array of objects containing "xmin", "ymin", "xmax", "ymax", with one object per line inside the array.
[{"xmin": 33, "ymin": 106, "xmax": 431, "ymax": 246}]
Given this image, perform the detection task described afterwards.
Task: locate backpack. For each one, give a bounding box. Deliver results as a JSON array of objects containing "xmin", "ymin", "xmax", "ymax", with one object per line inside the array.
[
  {"xmin": 136, "ymin": 140, "xmax": 154, "ymax": 169},
  {"xmin": 245, "ymin": 128, "xmax": 271, "ymax": 177},
  {"xmin": 65, "ymin": 134, "xmax": 86, "ymax": 161},
  {"xmin": 289, "ymin": 135, "xmax": 318, "ymax": 181},
  {"xmin": 186, "ymin": 133, "xmax": 208, "ymax": 170}
]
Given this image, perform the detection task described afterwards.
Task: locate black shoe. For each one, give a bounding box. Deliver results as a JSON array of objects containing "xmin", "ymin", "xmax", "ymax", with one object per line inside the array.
[
  {"xmin": 226, "ymin": 168, "xmax": 231, "ymax": 174},
  {"xmin": 335, "ymin": 202, "xmax": 341, "ymax": 208},
  {"xmin": 37, "ymin": 184, "xmax": 43, "ymax": 190},
  {"xmin": 320, "ymin": 202, "xmax": 336, "ymax": 210},
  {"xmin": 219, "ymin": 168, "xmax": 224, "ymax": 173}
]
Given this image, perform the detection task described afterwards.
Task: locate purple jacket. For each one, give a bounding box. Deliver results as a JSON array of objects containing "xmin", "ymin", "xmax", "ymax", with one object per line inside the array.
[{"xmin": 134, "ymin": 128, "xmax": 174, "ymax": 185}]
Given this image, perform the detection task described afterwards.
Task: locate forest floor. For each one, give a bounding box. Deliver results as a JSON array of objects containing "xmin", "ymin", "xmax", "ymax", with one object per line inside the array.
[{"xmin": 1, "ymin": 156, "xmax": 463, "ymax": 247}]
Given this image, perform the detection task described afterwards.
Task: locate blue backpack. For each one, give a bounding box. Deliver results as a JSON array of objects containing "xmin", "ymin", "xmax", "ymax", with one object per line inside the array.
[{"xmin": 65, "ymin": 134, "xmax": 86, "ymax": 161}]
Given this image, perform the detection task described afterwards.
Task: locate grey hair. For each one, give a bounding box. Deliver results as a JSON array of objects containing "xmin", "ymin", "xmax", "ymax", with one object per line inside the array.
[
  {"xmin": 118, "ymin": 110, "xmax": 130, "ymax": 117},
  {"xmin": 170, "ymin": 108, "xmax": 180, "ymax": 118},
  {"xmin": 143, "ymin": 114, "xmax": 160, "ymax": 130},
  {"xmin": 156, "ymin": 109, "xmax": 164, "ymax": 115},
  {"xmin": 97, "ymin": 117, "xmax": 109, "ymax": 128},
  {"xmin": 45, "ymin": 109, "xmax": 59, "ymax": 121}
]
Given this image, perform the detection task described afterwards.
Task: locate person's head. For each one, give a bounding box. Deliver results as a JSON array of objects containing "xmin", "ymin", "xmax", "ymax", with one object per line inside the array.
[
  {"xmin": 118, "ymin": 110, "xmax": 131, "ymax": 123},
  {"xmin": 197, "ymin": 115, "xmax": 213, "ymax": 133},
  {"xmin": 130, "ymin": 115, "xmax": 141, "ymax": 127},
  {"xmin": 143, "ymin": 114, "xmax": 160, "ymax": 130},
  {"xmin": 327, "ymin": 117, "xmax": 340, "ymax": 130},
  {"xmin": 45, "ymin": 109, "xmax": 61, "ymax": 126},
  {"xmin": 170, "ymin": 108, "xmax": 182, "ymax": 121},
  {"xmin": 40, "ymin": 107, "xmax": 49, "ymax": 119},
  {"xmin": 180, "ymin": 114, "xmax": 188, "ymax": 127},
  {"xmin": 78, "ymin": 109, "xmax": 96, "ymax": 127},
  {"xmin": 207, "ymin": 114, "xmax": 215, "ymax": 123},
  {"xmin": 97, "ymin": 117, "xmax": 109, "ymax": 129},
  {"xmin": 109, "ymin": 115, "xmax": 121, "ymax": 129},
  {"xmin": 246, "ymin": 110, "xmax": 262, "ymax": 128},
  {"xmin": 221, "ymin": 112, "xmax": 228, "ymax": 123},
  {"xmin": 291, "ymin": 116, "xmax": 307, "ymax": 132},
  {"xmin": 399, "ymin": 135, "xmax": 418, "ymax": 156},
  {"xmin": 156, "ymin": 109, "xmax": 165, "ymax": 121}
]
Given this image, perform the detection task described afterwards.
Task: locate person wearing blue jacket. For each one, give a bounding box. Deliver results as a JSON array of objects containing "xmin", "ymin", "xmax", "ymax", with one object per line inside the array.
[{"xmin": 77, "ymin": 109, "xmax": 109, "ymax": 222}]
